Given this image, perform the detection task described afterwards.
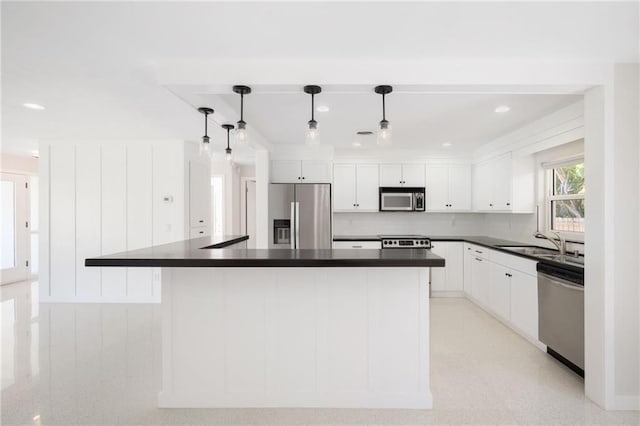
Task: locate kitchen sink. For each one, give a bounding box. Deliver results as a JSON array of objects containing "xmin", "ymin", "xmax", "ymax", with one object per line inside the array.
[
  {"xmin": 537, "ymin": 254, "xmax": 585, "ymax": 265},
  {"xmin": 500, "ymin": 246, "xmax": 584, "ymax": 266},
  {"xmin": 499, "ymin": 246, "xmax": 559, "ymax": 256}
]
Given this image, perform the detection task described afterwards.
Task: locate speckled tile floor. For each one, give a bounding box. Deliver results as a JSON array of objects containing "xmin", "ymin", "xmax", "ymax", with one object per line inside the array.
[{"xmin": 1, "ymin": 280, "xmax": 638, "ymax": 425}]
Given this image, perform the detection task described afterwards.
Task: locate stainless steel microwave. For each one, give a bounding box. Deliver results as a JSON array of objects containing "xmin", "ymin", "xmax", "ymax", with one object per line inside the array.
[{"xmin": 379, "ymin": 187, "xmax": 426, "ymax": 212}]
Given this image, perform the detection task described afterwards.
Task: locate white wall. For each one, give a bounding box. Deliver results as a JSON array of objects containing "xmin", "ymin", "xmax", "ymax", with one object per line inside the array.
[
  {"xmin": 40, "ymin": 139, "xmax": 190, "ymax": 303},
  {"xmin": 0, "ymin": 154, "xmax": 39, "ymax": 175}
]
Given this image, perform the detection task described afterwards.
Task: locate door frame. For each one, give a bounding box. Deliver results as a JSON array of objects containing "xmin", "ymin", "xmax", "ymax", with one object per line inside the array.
[
  {"xmin": 1, "ymin": 172, "xmax": 30, "ymax": 285},
  {"xmin": 240, "ymin": 176, "xmax": 256, "ymax": 238}
]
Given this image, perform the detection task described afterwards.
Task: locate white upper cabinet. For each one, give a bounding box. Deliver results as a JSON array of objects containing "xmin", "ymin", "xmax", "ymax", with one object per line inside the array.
[
  {"xmin": 333, "ymin": 164, "xmax": 357, "ymax": 211},
  {"xmin": 271, "ymin": 160, "xmax": 331, "ymax": 183},
  {"xmin": 426, "ymin": 165, "xmax": 471, "ymax": 211},
  {"xmin": 355, "ymin": 164, "xmax": 380, "ymax": 211},
  {"xmin": 333, "ymin": 163, "xmax": 379, "ymax": 212},
  {"xmin": 379, "ymin": 164, "xmax": 425, "ymax": 187},
  {"xmin": 379, "ymin": 164, "xmax": 403, "ymax": 187},
  {"xmin": 473, "ymin": 152, "xmax": 534, "ymax": 213}
]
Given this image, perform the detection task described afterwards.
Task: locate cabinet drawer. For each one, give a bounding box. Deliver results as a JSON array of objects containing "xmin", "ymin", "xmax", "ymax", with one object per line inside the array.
[
  {"xmin": 467, "ymin": 244, "xmax": 490, "ymax": 259},
  {"xmin": 190, "ymin": 227, "xmax": 209, "ymax": 239},
  {"xmin": 490, "ymin": 250, "xmax": 538, "ymax": 276},
  {"xmin": 332, "ymin": 241, "xmax": 382, "ymax": 249}
]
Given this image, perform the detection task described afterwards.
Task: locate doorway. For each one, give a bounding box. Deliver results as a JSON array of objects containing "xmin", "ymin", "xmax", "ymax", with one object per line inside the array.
[
  {"xmin": 1, "ymin": 173, "xmax": 30, "ymax": 285},
  {"xmin": 241, "ymin": 178, "xmax": 256, "ymax": 248}
]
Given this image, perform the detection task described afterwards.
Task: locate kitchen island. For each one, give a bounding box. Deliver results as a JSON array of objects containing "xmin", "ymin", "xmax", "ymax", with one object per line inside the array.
[{"xmin": 86, "ymin": 236, "xmax": 444, "ymax": 409}]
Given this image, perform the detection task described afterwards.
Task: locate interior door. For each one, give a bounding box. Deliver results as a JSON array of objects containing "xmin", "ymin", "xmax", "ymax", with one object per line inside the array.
[{"xmin": 1, "ymin": 173, "xmax": 29, "ymax": 285}]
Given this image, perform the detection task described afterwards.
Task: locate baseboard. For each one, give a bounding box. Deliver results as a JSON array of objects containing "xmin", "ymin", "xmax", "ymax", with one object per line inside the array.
[
  {"xmin": 614, "ymin": 394, "xmax": 640, "ymax": 410},
  {"xmin": 431, "ymin": 291, "xmax": 464, "ymax": 298},
  {"xmin": 40, "ymin": 296, "xmax": 160, "ymax": 304}
]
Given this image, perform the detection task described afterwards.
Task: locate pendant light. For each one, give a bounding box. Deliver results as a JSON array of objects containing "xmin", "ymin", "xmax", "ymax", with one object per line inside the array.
[
  {"xmin": 221, "ymin": 124, "xmax": 234, "ymax": 161},
  {"xmin": 374, "ymin": 85, "xmax": 393, "ymax": 146},
  {"xmin": 198, "ymin": 107, "xmax": 214, "ymax": 155},
  {"xmin": 232, "ymin": 85, "xmax": 251, "ymax": 144},
  {"xmin": 303, "ymin": 85, "xmax": 322, "ymax": 145}
]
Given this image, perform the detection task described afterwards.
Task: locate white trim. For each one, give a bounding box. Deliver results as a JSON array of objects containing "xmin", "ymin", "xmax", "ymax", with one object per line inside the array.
[{"xmin": 541, "ymin": 154, "xmax": 584, "ymax": 170}]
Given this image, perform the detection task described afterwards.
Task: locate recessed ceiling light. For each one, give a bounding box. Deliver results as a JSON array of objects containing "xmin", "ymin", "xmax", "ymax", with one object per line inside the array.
[
  {"xmin": 316, "ymin": 105, "xmax": 330, "ymax": 113},
  {"xmin": 442, "ymin": 142, "xmax": 453, "ymax": 147},
  {"xmin": 494, "ymin": 105, "xmax": 510, "ymax": 113},
  {"xmin": 23, "ymin": 103, "xmax": 45, "ymax": 110}
]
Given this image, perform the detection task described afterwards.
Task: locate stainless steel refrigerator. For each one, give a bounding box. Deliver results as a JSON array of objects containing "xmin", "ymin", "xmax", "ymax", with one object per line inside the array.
[{"xmin": 269, "ymin": 183, "xmax": 331, "ymax": 249}]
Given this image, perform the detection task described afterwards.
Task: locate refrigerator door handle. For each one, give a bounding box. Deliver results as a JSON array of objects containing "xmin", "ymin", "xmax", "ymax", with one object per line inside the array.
[
  {"xmin": 295, "ymin": 202, "xmax": 300, "ymax": 249},
  {"xmin": 290, "ymin": 202, "xmax": 296, "ymax": 249}
]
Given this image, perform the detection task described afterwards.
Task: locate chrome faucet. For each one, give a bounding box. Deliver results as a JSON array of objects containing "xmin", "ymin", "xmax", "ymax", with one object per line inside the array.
[{"xmin": 533, "ymin": 231, "xmax": 566, "ymax": 255}]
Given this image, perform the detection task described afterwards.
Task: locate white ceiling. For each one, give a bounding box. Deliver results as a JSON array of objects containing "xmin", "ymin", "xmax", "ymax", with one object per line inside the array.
[
  {"xmin": 1, "ymin": 1, "xmax": 637, "ymax": 157},
  {"xmin": 210, "ymin": 90, "xmax": 580, "ymax": 154}
]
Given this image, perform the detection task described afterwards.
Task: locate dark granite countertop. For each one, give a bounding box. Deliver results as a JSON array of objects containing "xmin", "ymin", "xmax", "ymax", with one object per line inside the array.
[
  {"xmin": 85, "ymin": 235, "xmax": 445, "ymax": 268},
  {"xmin": 333, "ymin": 235, "xmax": 583, "ymax": 274}
]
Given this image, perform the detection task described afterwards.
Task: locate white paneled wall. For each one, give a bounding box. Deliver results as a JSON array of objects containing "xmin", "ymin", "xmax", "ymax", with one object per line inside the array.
[{"xmin": 40, "ymin": 140, "xmax": 204, "ymax": 303}]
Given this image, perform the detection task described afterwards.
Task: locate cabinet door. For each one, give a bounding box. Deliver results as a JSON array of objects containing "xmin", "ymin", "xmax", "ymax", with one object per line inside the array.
[
  {"xmin": 426, "ymin": 166, "xmax": 449, "ymax": 211},
  {"xmin": 510, "ymin": 270, "xmax": 539, "ymax": 340},
  {"xmin": 473, "ymin": 161, "xmax": 493, "ymax": 211},
  {"xmin": 471, "ymin": 256, "xmax": 490, "ymax": 306},
  {"xmin": 448, "ymin": 165, "xmax": 471, "ymax": 211},
  {"xmin": 402, "ymin": 164, "xmax": 426, "ymax": 187},
  {"xmin": 489, "ymin": 263, "xmax": 511, "ymax": 321},
  {"xmin": 463, "ymin": 244, "xmax": 473, "ymax": 295},
  {"xmin": 302, "ymin": 160, "xmax": 331, "ymax": 183},
  {"xmin": 271, "ymin": 160, "xmax": 302, "ymax": 183},
  {"xmin": 333, "ymin": 164, "xmax": 357, "ymax": 211},
  {"xmin": 492, "ymin": 154, "xmax": 512, "ymax": 211},
  {"xmin": 189, "ymin": 161, "xmax": 210, "ymax": 229},
  {"xmin": 444, "ymin": 242, "xmax": 464, "ymax": 291},
  {"xmin": 429, "ymin": 243, "xmax": 447, "ymax": 292},
  {"xmin": 355, "ymin": 164, "xmax": 380, "ymax": 211},
  {"xmin": 379, "ymin": 164, "xmax": 403, "ymax": 187}
]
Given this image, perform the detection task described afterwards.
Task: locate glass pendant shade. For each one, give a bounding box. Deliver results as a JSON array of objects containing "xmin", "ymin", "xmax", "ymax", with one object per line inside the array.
[
  {"xmin": 303, "ymin": 85, "xmax": 322, "ymax": 146},
  {"xmin": 374, "ymin": 85, "xmax": 393, "ymax": 147},
  {"xmin": 377, "ymin": 120, "xmax": 392, "ymax": 146},
  {"xmin": 222, "ymin": 123, "xmax": 234, "ymax": 162},
  {"xmin": 305, "ymin": 120, "xmax": 320, "ymax": 145},
  {"xmin": 197, "ymin": 107, "xmax": 214, "ymax": 157},
  {"xmin": 236, "ymin": 121, "xmax": 248, "ymax": 144},
  {"xmin": 233, "ymin": 85, "xmax": 251, "ymax": 145}
]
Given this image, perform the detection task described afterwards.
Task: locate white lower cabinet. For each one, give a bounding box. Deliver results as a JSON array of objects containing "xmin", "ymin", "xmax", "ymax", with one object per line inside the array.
[
  {"xmin": 464, "ymin": 244, "xmax": 540, "ymax": 344},
  {"xmin": 470, "ymin": 255, "xmax": 491, "ymax": 306},
  {"xmin": 489, "ymin": 263, "xmax": 511, "ymax": 322},
  {"xmin": 509, "ymin": 269, "xmax": 539, "ymax": 341},
  {"xmin": 332, "ymin": 241, "xmax": 382, "ymax": 249},
  {"xmin": 430, "ymin": 242, "xmax": 464, "ymax": 294}
]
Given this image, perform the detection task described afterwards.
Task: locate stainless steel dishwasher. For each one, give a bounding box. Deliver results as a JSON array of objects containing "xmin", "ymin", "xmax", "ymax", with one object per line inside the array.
[{"xmin": 537, "ymin": 262, "xmax": 585, "ymax": 377}]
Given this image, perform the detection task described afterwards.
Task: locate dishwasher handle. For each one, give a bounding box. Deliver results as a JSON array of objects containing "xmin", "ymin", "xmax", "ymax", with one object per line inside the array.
[{"xmin": 539, "ymin": 272, "xmax": 584, "ymax": 292}]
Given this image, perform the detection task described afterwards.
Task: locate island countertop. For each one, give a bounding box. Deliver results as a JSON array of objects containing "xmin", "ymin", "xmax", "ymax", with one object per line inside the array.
[{"xmin": 85, "ymin": 235, "xmax": 445, "ymax": 268}]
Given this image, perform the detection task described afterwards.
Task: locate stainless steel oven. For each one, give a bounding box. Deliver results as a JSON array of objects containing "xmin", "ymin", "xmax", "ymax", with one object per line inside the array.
[{"xmin": 379, "ymin": 187, "xmax": 425, "ymax": 212}]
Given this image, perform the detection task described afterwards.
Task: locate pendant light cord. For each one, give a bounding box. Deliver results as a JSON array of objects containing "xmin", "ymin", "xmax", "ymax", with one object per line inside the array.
[
  {"xmin": 311, "ymin": 93, "xmax": 315, "ymax": 122},
  {"xmin": 204, "ymin": 112, "xmax": 209, "ymax": 136},
  {"xmin": 382, "ymin": 93, "xmax": 386, "ymax": 121},
  {"xmin": 240, "ymin": 94, "xmax": 244, "ymax": 122},
  {"xmin": 226, "ymin": 128, "xmax": 231, "ymax": 149}
]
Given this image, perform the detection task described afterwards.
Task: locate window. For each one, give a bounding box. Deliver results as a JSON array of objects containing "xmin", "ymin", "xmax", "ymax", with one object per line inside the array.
[{"xmin": 546, "ymin": 160, "xmax": 585, "ymax": 234}]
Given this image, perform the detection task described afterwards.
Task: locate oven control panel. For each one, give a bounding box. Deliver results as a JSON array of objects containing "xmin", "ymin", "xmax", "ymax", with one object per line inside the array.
[{"xmin": 381, "ymin": 238, "xmax": 431, "ymax": 249}]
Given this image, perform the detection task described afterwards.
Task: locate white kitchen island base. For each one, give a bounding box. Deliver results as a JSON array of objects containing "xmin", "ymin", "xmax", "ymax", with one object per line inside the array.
[{"xmin": 158, "ymin": 267, "xmax": 432, "ymax": 409}]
